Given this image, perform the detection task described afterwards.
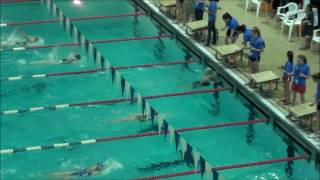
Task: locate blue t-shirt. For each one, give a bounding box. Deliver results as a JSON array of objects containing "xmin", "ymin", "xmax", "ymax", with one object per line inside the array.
[
  {"xmin": 194, "ymin": 0, "xmax": 205, "ymax": 10},
  {"xmin": 250, "ymin": 37, "xmax": 265, "ymax": 59},
  {"xmin": 283, "ymin": 60, "xmax": 293, "ymax": 77},
  {"xmin": 316, "ymin": 82, "xmax": 320, "ymax": 102},
  {"xmin": 227, "ymin": 17, "xmax": 238, "ymax": 30},
  {"xmin": 292, "ymin": 64, "xmax": 310, "ymax": 85},
  {"xmin": 208, "ymin": 1, "xmax": 217, "ymax": 22},
  {"xmin": 243, "ymin": 28, "xmax": 252, "ymax": 44}
]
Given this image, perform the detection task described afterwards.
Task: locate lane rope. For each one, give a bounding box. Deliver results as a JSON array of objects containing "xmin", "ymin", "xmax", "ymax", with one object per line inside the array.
[
  {"xmin": 0, "ymin": 119, "xmax": 268, "ymax": 154},
  {"xmin": 0, "ymin": 34, "xmax": 171, "ymax": 52},
  {"xmin": 1, "ymin": 88, "xmax": 229, "ymax": 115},
  {"xmin": 1, "ymin": 60, "xmax": 198, "ymax": 81},
  {"xmin": 0, "ymin": 12, "xmax": 146, "ymax": 27},
  {"xmin": 131, "ymin": 155, "xmax": 310, "ymax": 180},
  {"xmin": 0, "ymin": 0, "xmax": 39, "ymax": 4}
]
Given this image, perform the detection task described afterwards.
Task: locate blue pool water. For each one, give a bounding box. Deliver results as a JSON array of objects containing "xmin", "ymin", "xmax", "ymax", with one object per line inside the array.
[{"xmin": 0, "ymin": 0, "xmax": 319, "ymax": 179}]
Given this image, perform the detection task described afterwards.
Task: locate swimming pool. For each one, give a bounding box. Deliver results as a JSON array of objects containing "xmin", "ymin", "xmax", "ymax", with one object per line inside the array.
[{"xmin": 0, "ymin": 0, "xmax": 319, "ymax": 179}]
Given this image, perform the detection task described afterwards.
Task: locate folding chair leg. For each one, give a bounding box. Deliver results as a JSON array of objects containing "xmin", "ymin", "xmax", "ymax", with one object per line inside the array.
[
  {"xmin": 256, "ymin": 4, "xmax": 260, "ymax": 16},
  {"xmin": 245, "ymin": 0, "xmax": 250, "ymax": 11},
  {"xmin": 288, "ymin": 25, "xmax": 293, "ymax": 41},
  {"xmin": 281, "ymin": 23, "xmax": 284, "ymax": 33}
]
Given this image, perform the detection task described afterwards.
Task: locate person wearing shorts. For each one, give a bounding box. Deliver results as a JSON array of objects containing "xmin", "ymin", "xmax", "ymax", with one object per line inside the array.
[
  {"xmin": 280, "ymin": 51, "xmax": 294, "ymax": 105},
  {"xmin": 291, "ymin": 55, "xmax": 310, "ymax": 105},
  {"xmin": 300, "ymin": 4, "xmax": 315, "ymax": 50},
  {"xmin": 248, "ymin": 27, "xmax": 265, "ymax": 73},
  {"xmin": 221, "ymin": 12, "xmax": 239, "ymax": 44}
]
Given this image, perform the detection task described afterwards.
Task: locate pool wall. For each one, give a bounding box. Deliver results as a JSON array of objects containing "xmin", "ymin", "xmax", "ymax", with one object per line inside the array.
[{"xmin": 133, "ymin": 0, "xmax": 320, "ymax": 163}]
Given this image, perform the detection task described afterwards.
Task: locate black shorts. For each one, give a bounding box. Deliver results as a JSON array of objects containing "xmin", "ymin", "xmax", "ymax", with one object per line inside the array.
[
  {"xmin": 302, "ymin": 23, "xmax": 313, "ymax": 37},
  {"xmin": 249, "ymin": 56, "xmax": 260, "ymax": 62},
  {"xmin": 317, "ymin": 102, "xmax": 320, "ymax": 110},
  {"xmin": 226, "ymin": 28, "xmax": 239, "ymax": 37},
  {"xmin": 272, "ymin": 0, "xmax": 280, "ymax": 10}
]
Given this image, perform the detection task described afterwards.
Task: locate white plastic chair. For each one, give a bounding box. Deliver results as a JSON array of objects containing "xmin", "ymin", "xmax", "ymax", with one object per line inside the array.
[
  {"xmin": 245, "ymin": 0, "xmax": 261, "ymax": 17},
  {"xmin": 312, "ymin": 29, "xmax": 320, "ymax": 44},
  {"xmin": 277, "ymin": 2, "xmax": 298, "ymax": 21},
  {"xmin": 281, "ymin": 10, "xmax": 306, "ymax": 41}
]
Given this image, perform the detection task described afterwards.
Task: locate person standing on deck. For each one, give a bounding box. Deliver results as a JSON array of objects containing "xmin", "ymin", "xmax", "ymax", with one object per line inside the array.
[
  {"xmin": 279, "ymin": 51, "xmax": 294, "ymax": 105},
  {"xmin": 206, "ymin": 0, "xmax": 219, "ymax": 46},
  {"xmin": 248, "ymin": 27, "xmax": 265, "ymax": 74},
  {"xmin": 175, "ymin": 0, "xmax": 184, "ymax": 23},
  {"xmin": 290, "ymin": 55, "xmax": 310, "ymax": 105},
  {"xmin": 311, "ymin": 72, "xmax": 320, "ymax": 132},
  {"xmin": 194, "ymin": 0, "xmax": 205, "ymax": 20},
  {"xmin": 221, "ymin": 12, "xmax": 239, "ymax": 44},
  {"xmin": 183, "ymin": 0, "xmax": 194, "ymax": 24}
]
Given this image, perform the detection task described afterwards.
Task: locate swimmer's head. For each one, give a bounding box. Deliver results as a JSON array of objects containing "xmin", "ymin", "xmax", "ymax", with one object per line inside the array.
[
  {"xmin": 95, "ymin": 163, "xmax": 104, "ymax": 171},
  {"xmin": 75, "ymin": 54, "xmax": 81, "ymax": 60}
]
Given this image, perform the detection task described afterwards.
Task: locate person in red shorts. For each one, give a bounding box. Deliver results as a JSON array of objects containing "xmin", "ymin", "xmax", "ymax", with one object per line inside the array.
[{"xmin": 290, "ymin": 55, "xmax": 310, "ymax": 105}]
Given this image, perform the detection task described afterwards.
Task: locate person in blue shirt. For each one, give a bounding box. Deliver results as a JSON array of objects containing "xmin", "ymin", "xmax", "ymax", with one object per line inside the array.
[
  {"xmin": 206, "ymin": 0, "xmax": 219, "ymax": 46},
  {"xmin": 290, "ymin": 55, "xmax": 310, "ymax": 105},
  {"xmin": 248, "ymin": 27, "xmax": 265, "ymax": 73},
  {"xmin": 194, "ymin": 0, "xmax": 205, "ymax": 20},
  {"xmin": 221, "ymin": 12, "xmax": 239, "ymax": 44},
  {"xmin": 310, "ymin": 72, "xmax": 320, "ymax": 132},
  {"xmin": 236, "ymin": 24, "xmax": 252, "ymax": 47},
  {"xmin": 279, "ymin": 51, "xmax": 294, "ymax": 105}
]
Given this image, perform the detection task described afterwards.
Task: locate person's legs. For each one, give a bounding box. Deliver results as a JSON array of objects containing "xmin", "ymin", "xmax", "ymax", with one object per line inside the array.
[
  {"xmin": 285, "ymin": 81, "xmax": 291, "ymax": 103},
  {"xmin": 255, "ymin": 60, "xmax": 260, "ymax": 73},
  {"xmin": 212, "ymin": 21, "xmax": 217, "ymax": 45},
  {"xmin": 300, "ymin": 93, "xmax": 305, "ymax": 103},
  {"xmin": 291, "ymin": 91, "xmax": 297, "ymax": 105},
  {"xmin": 176, "ymin": 1, "xmax": 182, "ymax": 22},
  {"xmin": 206, "ymin": 21, "xmax": 214, "ymax": 46}
]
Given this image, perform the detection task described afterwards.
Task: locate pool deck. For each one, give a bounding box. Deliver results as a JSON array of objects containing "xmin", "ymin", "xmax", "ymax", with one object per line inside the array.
[{"xmin": 137, "ymin": 0, "xmax": 320, "ymax": 160}]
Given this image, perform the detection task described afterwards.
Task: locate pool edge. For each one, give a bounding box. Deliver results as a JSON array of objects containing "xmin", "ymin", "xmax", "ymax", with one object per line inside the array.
[{"xmin": 134, "ymin": 0, "xmax": 320, "ymax": 163}]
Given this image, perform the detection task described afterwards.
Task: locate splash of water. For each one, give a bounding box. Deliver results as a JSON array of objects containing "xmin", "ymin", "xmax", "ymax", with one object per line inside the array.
[{"xmin": 101, "ymin": 159, "xmax": 123, "ymax": 175}]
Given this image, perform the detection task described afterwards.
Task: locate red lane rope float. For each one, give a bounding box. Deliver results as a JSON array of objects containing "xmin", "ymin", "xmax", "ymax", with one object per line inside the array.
[
  {"xmin": 132, "ymin": 155, "xmax": 310, "ymax": 180},
  {"xmin": 2, "ymin": 12, "xmax": 146, "ymax": 26},
  {"xmin": 1, "ymin": 87, "xmax": 228, "ymax": 115},
  {"xmin": 0, "ymin": 119, "xmax": 268, "ymax": 154},
  {"xmin": 1, "ymin": 60, "xmax": 198, "ymax": 81},
  {"xmin": 0, "ymin": 0, "xmax": 39, "ymax": 3},
  {"xmin": 0, "ymin": 34, "xmax": 171, "ymax": 51}
]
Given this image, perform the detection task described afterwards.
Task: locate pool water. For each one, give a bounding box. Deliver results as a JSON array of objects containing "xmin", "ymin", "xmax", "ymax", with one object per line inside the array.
[{"xmin": 0, "ymin": 0, "xmax": 319, "ymax": 179}]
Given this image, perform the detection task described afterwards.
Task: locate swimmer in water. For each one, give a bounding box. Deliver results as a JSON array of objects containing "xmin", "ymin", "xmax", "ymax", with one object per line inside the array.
[
  {"xmin": 192, "ymin": 68, "xmax": 217, "ymax": 88},
  {"xmin": 0, "ymin": 28, "xmax": 39, "ymax": 48},
  {"xmin": 30, "ymin": 52, "xmax": 81, "ymax": 65},
  {"xmin": 16, "ymin": 28, "xmax": 39, "ymax": 46},
  {"xmin": 52, "ymin": 163, "xmax": 104, "ymax": 178},
  {"xmin": 113, "ymin": 114, "xmax": 149, "ymax": 123},
  {"xmin": 138, "ymin": 159, "xmax": 185, "ymax": 172}
]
